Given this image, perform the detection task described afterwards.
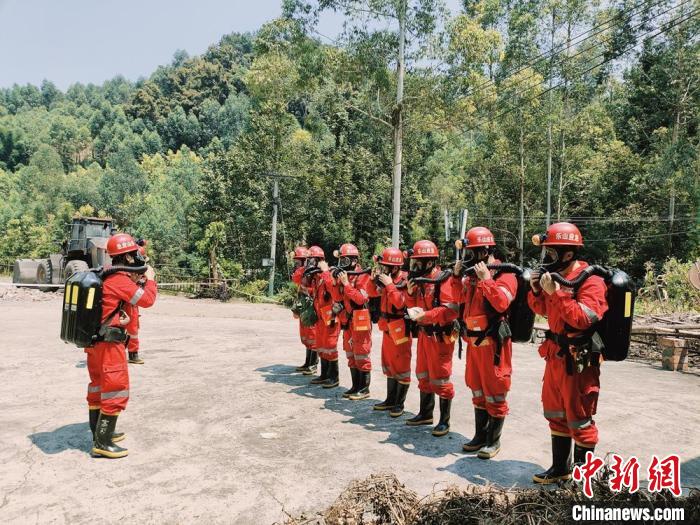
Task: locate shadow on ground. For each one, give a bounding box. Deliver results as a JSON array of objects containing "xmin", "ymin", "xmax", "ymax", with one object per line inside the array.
[
  {"xmin": 682, "ymin": 455, "xmax": 700, "ymax": 491},
  {"xmin": 258, "ymin": 363, "xmax": 469, "ymax": 460},
  {"xmin": 29, "ymin": 422, "xmax": 90, "ymax": 455},
  {"xmin": 440, "ymin": 455, "xmax": 544, "ymax": 488}
]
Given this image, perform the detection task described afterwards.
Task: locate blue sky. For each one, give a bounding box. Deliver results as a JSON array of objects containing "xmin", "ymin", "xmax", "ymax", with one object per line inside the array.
[{"xmin": 0, "ymin": 0, "xmax": 463, "ymax": 90}]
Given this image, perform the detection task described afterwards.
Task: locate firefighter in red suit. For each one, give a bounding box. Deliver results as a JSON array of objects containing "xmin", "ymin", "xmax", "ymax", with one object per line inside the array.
[
  {"xmin": 453, "ymin": 227, "xmax": 517, "ymax": 459},
  {"xmin": 334, "ymin": 243, "xmax": 373, "ymax": 400},
  {"xmin": 405, "ymin": 240, "xmax": 460, "ymax": 437},
  {"xmin": 86, "ymin": 233, "xmax": 157, "ymax": 458},
  {"xmin": 291, "ymin": 246, "xmax": 318, "ymax": 374},
  {"xmin": 528, "ymin": 222, "xmax": 608, "ymax": 483},
  {"xmin": 366, "ymin": 247, "xmax": 412, "ymax": 417},
  {"xmin": 126, "ymin": 243, "xmax": 148, "ymax": 365},
  {"xmin": 307, "ymin": 246, "xmax": 342, "ymax": 388}
]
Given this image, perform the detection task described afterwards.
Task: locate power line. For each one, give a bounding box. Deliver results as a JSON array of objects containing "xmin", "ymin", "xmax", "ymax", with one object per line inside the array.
[
  {"xmin": 491, "ymin": 0, "xmax": 694, "ymax": 112},
  {"xmin": 457, "ymin": 0, "xmax": 672, "ymax": 102},
  {"xmin": 473, "ymin": 7, "xmax": 700, "ymax": 130}
]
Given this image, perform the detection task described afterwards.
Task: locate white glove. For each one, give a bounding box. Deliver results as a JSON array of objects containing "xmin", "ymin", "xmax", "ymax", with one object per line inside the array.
[{"xmin": 407, "ymin": 307, "xmax": 425, "ymax": 321}]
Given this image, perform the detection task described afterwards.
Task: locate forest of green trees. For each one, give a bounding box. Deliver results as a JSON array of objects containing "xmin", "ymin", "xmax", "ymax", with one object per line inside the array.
[{"xmin": 0, "ymin": 0, "xmax": 698, "ymax": 289}]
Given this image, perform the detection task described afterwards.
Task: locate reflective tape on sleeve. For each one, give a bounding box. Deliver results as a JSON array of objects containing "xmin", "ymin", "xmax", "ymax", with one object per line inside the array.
[
  {"xmin": 471, "ymin": 389, "xmax": 484, "ymax": 398},
  {"xmin": 88, "ymin": 385, "xmax": 101, "ymax": 393},
  {"xmin": 129, "ymin": 288, "xmax": 145, "ymax": 305},
  {"xmin": 578, "ymin": 302, "xmax": 599, "ymax": 323},
  {"xmin": 499, "ymin": 286, "xmax": 514, "ymax": 303}
]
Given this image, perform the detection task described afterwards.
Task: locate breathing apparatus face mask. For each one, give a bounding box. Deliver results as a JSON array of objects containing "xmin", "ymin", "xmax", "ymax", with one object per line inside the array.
[
  {"xmin": 409, "ymin": 258, "xmax": 435, "ymax": 277},
  {"xmin": 462, "ymin": 247, "xmax": 490, "ymax": 265},
  {"xmin": 294, "ymin": 259, "xmax": 304, "ymax": 269},
  {"xmin": 305, "ymin": 258, "xmax": 318, "ymax": 269},
  {"xmin": 542, "ymin": 247, "xmax": 575, "ymax": 273},
  {"xmin": 379, "ymin": 264, "xmax": 399, "ymax": 277},
  {"xmin": 338, "ymin": 256, "xmax": 357, "ymax": 271}
]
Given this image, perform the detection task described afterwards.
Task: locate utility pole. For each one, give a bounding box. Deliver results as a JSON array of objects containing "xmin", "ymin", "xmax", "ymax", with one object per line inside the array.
[
  {"xmin": 391, "ymin": 0, "xmax": 406, "ymax": 248},
  {"xmin": 443, "ymin": 209, "xmax": 451, "ymax": 243},
  {"xmin": 268, "ymin": 177, "xmax": 279, "ymax": 297},
  {"xmin": 668, "ymin": 189, "xmax": 675, "ymax": 257},
  {"xmin": 458, "ymin": 209, "xmax": 468, "ymax": 261}
]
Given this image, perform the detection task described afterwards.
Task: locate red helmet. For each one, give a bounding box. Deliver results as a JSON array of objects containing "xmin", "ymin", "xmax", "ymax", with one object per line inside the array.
[
  {"xmin": 308, "ymin": 245, "xmax": 325, "ymax": 259},
  {"xmin": 107, "ymin": 233, "xmax": 138, "ymax": 256},
  {"xmin": 292, "ymin": 246, "xmax": 309, "ymax": 260},
  {"xmin": 410, "ymin": 240, "xmax": 439, "ymax": 259},
  {"xmin": 337, "ymin": 243, "xmax": 359, "ymax": 257},
  {"xmin": 463, "ymin": 226, "xmax": 495, "ymax": 248},
  {"xmin": 533, "ymin": 222, "xmax": 584, "ymax": 247},
  {"xmin": 375, "ymin": 247, "xmax": 404, "ymax": 266}
]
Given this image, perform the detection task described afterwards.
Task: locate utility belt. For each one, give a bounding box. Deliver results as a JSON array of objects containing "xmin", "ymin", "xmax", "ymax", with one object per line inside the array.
[
  {"xmin": 379, "ymin": 312, "xmax": 405, "ymax": 320},
  {"xmin": 545, "ymin": 330, "xmax": 603, "ymax": 375},
  {"xmin": 97, "ymin": 326, "xmax": 128, "ymax": 343},
  {"xmin": 459, "ymin": 317, "xmax": 511, "ymax": 365},
  {"xmin": 418, "ymin": 322, "xmax": 458, "ymax": 345}
]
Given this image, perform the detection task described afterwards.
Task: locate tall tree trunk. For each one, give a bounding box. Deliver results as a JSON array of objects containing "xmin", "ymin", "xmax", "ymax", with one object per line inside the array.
[
  {"xmin": 546, "ymin": 7, "xmax": 556, "ymax": 228},
  {"xmin": 519, "ymin": 124, "xmax": 525, "ymax": 267},
  {"xmin": 391, "ymin": 0, "xmax": 406, "ymax": 248},
  {"xmin": 557, "ymin": 20, "xmax": 572, "ymax": 220}
]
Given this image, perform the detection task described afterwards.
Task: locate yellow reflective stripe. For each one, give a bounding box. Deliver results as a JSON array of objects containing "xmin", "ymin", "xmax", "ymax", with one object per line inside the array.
[
  {"xmin": 624, "ymin": 292, "xmax": 632, "ymax": 317},
  {"xmin": 86, "ymin": 288, "xmax": 96, "ymax": 310},
  {"xmin": 71, "ymin": 285, "xmax": 79, "ymax": 305},
  {"xmin": 64, "ymin": 285, "xmax": 71, "ymax": 304}
]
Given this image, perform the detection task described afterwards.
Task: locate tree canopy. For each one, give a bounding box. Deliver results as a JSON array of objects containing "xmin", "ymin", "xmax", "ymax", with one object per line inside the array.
[{"xmin": 0, "ymin": 0, "xmax": 697, "ymax": 285}]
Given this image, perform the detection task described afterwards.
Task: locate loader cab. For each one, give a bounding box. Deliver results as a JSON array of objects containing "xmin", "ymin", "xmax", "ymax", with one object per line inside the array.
[{"xmin": 65, "ymin": 217, "xmax": 114, "ymax": 268}]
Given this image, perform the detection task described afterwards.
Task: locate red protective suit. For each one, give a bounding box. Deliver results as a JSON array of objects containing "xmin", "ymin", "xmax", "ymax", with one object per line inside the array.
[
  {"xmin": 338, "ymin": 269, "xmax": 372, "ymax": 372},
  {"xmin": 527, "ymin": 261, "xmax": 608, "ymax": 447},
  {"xmin": 292, "ymin": 266, "xmax": 317, "ymax": 349},
  {"xmin": 86, "ymin": 273, "xmax": 157, "ymax": 415},
  {"xmin": 312, "ymin": 270, "xmax": 341, "ymax": 361},
  {"xmin": 455, "ymin": 261, "xmax": 517, "ymax": 418},
  {"xmin": 126, "ymin": 304, "xmax": 140, "ymax": 353},
  {"xmin": 366, "ymin": 272, "xmax": 412, "ymax": 383},
  {"xmin": 407, "ymin": 267, "xmax": 460, "ymax": 399}
]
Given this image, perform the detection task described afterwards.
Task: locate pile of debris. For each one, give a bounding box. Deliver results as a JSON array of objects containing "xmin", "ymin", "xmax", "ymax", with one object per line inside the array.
[
  {"xmin": 283, "ymin": 472, "xmax": 699, "ymax": 525},
  {"xmin": 0, "ymin": 284, "xmax": 61, "ymax": 302},
  {"xmin": 630, "ymin": 313, "xmax": 700, "ymax": 370}
]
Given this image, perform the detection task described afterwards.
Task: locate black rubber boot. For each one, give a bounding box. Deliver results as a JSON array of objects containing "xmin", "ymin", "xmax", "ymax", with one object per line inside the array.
[
  {"xmin": 373, "ymin": 378, "xmax": 398, "ymax": 411},
  {"xmin": 478, "ymin": 416, "xmax": 505, "ymax": 459},
  {"xmin": 432, "ymin": 397, "xmax": 452, "ymax": 436},
  {"xmin": 349, "ymin": 371, "xmax": 370, "ymax": 400},
  {"xmin": 90, "ymin": 408, "xmax": 124, "ymax": 443},
  {"xmin": 302, "ymin": 351, "xmax": 319, "ymax": 375},
  {"xmin": 406, "ymin": 392, "xmax": 435, "ymax": 426},
  {"xmin": 91, "ymin": 412, "xmax": 128, "ymax": 458},
  {"xmin": 574, "ymin": 443, "xmax": 595, "ymax": 466},
  {"xmin": 128, "ymin": 352, "xmax": 144, "ymax": 364},
  {"xmin": 343, "ymin": 368, "xmax": 360, "ymax": 398},
  {"xmin": 462, "ymin": 408, "xmax": 489, "ymax": 452},
  {"xmin": 533, "ymin": 435, "xmax": 573, "ymax": 484},
  {"xmin": 296, "ymin": 348, "xmax": 311, "ymax": 372},
  {"xmin": 322, "ymin": 360, "xmax": 340, "ymax": 388},
  {"xmin": 310, "ymin": 358, "xmax": 328, "ymax": 384},
  {"xmin": 389, "ymin": 383, "xmax": 410, "ymax": 417}
]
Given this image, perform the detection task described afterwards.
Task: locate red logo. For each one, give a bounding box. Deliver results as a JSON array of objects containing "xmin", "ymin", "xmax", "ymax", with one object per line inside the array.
[
  {"xmin": 573, "ymin": 451, "xmax": 605, "ymax": 498},
  {"xmin": 648, "ymin": 454, "xmax": 681, "ymax": 497}
]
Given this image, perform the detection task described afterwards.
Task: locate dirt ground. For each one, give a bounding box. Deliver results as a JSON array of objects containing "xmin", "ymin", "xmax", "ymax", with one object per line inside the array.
[{"xmin": 1, "ymin": 288, "xmax": 699, "ymax": 524}]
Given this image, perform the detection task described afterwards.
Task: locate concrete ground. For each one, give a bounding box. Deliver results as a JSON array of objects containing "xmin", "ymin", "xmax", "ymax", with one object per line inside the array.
[{"xmin": 1, "ymin": 292, "xmax": 698, "ymax": 524}]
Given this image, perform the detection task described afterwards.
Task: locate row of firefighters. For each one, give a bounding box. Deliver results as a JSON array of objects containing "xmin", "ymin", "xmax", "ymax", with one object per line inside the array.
[{"xmin": 290, "ymin": 222, "xmax": 607, "ymax": 484}]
